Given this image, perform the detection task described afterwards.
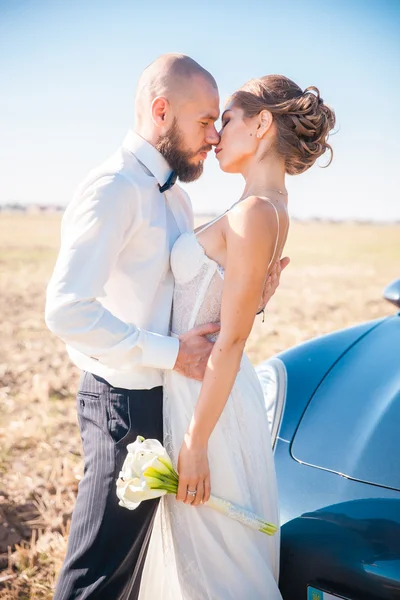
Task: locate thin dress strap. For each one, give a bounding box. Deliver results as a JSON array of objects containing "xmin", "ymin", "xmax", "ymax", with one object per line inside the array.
[
  {"xmin": 260, "ymin": 198, "xmax": 280, "ymax": 270},
  {"xmin": 195, "ymin": 200, "xmax": 242, "ymax": 237},
  {"xmin": 196, "ymin": 197, "xmax": 281, "ymax": 269}
]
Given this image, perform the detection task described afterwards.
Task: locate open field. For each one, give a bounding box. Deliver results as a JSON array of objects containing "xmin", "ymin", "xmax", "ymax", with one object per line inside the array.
[{"xmin": 0, "ymin": 213, "xmax": 399, "ymax": 598}]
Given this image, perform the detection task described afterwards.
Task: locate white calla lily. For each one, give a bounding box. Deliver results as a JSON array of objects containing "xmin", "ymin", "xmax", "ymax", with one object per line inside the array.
[
  {"xmin": 123, "ymin": 436, "xmax": 174, "ymax": 479},
  {"xmin": 144, "ymin": 455, "xmax": 177, "ymax": 477},
  {"xmin": 119, "ymin": 452, "xmax": 141, "ymax": 480},
  {"xmin": 116, "ymin": 475, "xmax": 166, "ymax": 510}
]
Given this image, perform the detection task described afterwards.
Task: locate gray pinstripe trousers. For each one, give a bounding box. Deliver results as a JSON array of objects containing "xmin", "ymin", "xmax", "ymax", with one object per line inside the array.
[{"xmin": 53, "ymin": 371, "xmax": 163, "ymax": 600}]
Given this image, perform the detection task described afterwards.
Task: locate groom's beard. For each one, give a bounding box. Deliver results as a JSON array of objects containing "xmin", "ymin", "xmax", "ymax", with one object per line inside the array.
[{"xmin": 156, "ymin": 118, "xmax": 211, "ymax": 183}]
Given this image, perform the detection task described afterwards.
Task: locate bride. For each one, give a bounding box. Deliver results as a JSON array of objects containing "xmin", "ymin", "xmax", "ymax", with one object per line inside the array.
[{"xmin": 139, "ymin": 74, "xmax": 335, "ymax": 599}]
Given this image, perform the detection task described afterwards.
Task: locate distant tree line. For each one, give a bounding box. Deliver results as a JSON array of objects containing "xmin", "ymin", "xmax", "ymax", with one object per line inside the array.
[
  {"xmin": 0, "ymin": 203, "xmax": 65, "ymax": 213},
  {"xmin": 0, "ymin": 204, "xmax": 398, "ymax": 224}
]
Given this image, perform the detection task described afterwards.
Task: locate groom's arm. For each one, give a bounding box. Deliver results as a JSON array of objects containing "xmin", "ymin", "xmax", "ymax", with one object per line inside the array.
[{"xmin": 45, "ymin": 173, "xmax": 180, "ymax": 371}]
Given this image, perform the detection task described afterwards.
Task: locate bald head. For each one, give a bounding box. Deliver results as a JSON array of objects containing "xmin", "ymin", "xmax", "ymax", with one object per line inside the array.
[
  {"xmin": 135, "ymin": 53, "xmax": 217, "ymax": 125},
  {"xmin": 133, "ymin": 54, "xmax": 220, "ymax": 181}
]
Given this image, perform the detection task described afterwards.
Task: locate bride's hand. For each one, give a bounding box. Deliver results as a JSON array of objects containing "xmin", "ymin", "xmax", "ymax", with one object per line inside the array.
[{"xmin": 176, "ymin": 433, "xmax": 210, "ymax": 507}]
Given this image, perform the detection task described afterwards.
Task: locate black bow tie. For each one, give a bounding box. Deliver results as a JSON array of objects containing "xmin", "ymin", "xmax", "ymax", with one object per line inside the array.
[{"xmin": 159, "ymin": 171, "xmax": 177, "ymax": 193}]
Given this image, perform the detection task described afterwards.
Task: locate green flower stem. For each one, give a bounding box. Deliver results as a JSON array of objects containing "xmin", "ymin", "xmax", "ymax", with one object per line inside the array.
[
  {"xmin": 149, "ymin": 477, "xmax": 178, "ymax": 492},
  {"xmin": 158, "ymin": 458, "xmax": 179, "ymax": 480},
  {"xmin": 149, "ymin": 483, "xmax": 177, "ymax": 494},
  {"xmin": 144, "ymin": 468, "xmax": 177, "ymax": 487}
]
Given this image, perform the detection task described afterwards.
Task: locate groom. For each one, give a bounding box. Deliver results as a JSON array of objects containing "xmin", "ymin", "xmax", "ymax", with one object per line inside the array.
[{"xmin": 45, "ymin": 53, "xmax": 288, "ymax": 600}]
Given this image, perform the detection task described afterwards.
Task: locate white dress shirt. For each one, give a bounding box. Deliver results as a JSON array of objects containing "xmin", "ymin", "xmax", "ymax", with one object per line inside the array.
[{"xmin": 45, "ymin": 131, "xmax": 194, "ymax": 389}]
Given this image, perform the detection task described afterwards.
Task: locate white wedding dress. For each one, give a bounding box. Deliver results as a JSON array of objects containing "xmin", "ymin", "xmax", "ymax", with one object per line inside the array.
[{"xmin": 139, "ymin": 208, "xmax": 282, "ymax": 600}]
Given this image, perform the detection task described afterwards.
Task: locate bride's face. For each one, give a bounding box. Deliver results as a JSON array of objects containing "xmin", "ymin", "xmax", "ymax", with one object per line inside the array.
[{"xmin": 215, "ymin": 103, "xmax": 258, "ymax": 173}]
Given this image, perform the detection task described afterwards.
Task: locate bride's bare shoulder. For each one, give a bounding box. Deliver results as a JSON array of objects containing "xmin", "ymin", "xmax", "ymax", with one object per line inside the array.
[{"xmin": 228, "ymin": 195, "xmax": 288, "ymax": 230}]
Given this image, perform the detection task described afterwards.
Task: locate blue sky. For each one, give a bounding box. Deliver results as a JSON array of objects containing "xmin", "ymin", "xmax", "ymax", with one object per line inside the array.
[{"xmin": 1, "ymin": 0, "xmax": 399, "ymax": 221}]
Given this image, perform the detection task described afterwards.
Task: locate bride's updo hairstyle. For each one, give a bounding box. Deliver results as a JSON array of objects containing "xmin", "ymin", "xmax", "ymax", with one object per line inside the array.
[{"xmin": 230, "ymin": 75, "xmax": 336, "ymax": 175}]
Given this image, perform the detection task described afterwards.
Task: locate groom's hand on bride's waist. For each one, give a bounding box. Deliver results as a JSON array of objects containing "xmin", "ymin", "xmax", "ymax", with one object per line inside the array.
[
  {"xmin": 257, "ymin": 255, "xmax": 290, "ymax": 314},
  {"xmin": 173, "ymin": 323, "xmax": 221, "ymax": 381}
]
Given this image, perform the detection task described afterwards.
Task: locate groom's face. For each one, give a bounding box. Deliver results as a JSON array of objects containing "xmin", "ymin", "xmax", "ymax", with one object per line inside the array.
[{"xmin": 156, "ymin": 76, "xmax": 220, "ymax": 182}]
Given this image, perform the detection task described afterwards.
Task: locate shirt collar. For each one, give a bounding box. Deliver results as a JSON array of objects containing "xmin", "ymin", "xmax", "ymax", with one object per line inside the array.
[{"xmin": 122, "ymin": 130, "xmax": 173, "ymax": 187}]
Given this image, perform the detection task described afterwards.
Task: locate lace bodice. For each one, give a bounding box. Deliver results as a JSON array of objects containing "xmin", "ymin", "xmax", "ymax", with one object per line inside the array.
[
  {"xmin": 170, "ymin": 196, "xmax": 282, "ymax": 338},
  {"xmin": 170, "ymin": 232, "xmax": 224, "ymax": 337}
]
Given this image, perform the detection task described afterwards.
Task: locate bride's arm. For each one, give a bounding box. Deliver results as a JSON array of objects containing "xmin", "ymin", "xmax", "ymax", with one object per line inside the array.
[{"xmin": 176, "ymin": 197, "xmax": 283, "ymax": 506}]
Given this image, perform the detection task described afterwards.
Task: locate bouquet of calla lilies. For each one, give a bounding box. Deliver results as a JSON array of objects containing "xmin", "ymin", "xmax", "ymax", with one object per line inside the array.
[{"xmin": 116, "ymin": 436, "xmax": 277, "ymax": 537}]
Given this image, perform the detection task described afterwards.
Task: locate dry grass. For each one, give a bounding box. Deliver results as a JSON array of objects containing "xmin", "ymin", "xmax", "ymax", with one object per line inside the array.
[{"xmin": 0, "ymin": 213, "xmax": 399, "ymax": 598}]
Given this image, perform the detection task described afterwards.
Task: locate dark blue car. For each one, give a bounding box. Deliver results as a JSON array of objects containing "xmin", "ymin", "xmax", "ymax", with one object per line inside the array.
[{"xmin": 256, "ymin": 279, "xmax": 400, "ymax": 600}]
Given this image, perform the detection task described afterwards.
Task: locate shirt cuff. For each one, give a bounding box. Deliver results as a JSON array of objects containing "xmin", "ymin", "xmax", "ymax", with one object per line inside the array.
[{"xmin": 141, "ymin": 331, "xmax": 180, "ymax": 371}]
